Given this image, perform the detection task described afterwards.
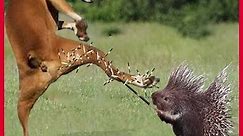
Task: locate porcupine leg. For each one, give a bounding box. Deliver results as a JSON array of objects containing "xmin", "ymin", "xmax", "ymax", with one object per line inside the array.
[{"xmin": 57, "ymin": 43, "xmax": 160, "ymax": 88}]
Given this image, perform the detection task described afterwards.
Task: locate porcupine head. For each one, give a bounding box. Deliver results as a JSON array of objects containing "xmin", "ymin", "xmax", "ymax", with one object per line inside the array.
[{"xmin": 152, "ymin": 65, "xmax": 232, "ymax": 136}]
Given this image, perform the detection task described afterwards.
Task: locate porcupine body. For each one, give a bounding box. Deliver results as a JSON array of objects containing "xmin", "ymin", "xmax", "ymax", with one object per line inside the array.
[{"xmin": 152, "ymin": 65, "xmax": 232, "ymax": 136}]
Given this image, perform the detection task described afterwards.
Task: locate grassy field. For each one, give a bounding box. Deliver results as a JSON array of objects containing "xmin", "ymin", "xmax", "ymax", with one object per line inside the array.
[{"xmin": 5, "ymin": 22, "xmax": 238, "ymax": 136}]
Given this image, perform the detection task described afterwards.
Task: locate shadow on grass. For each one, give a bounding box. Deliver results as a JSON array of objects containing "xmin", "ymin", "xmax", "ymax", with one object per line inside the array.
[{"xmin": 61, "ymin": 129, "xmax": 135, "ymax": 136}]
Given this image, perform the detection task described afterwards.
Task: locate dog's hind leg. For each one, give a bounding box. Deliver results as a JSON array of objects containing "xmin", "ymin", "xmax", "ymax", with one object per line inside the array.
[{"xmin": 17, "ymin": 70, "xmax": 52, "ymax": 136}]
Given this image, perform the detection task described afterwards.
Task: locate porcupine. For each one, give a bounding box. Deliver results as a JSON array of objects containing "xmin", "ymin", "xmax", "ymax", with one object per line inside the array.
[{"xmin": 152, "ymin": 65, "xmax": 232, "ymax": 136}]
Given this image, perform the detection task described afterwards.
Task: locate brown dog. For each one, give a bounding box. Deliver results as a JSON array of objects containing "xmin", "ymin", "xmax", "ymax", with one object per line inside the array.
[{"xmin": 5, "ymin": 0, "xmax": 159, "ymax": 136}]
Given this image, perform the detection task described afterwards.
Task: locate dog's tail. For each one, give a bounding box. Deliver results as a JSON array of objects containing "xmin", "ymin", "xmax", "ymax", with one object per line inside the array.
[{"xmin": 81, "ymin": 0, "xmax": 93, "ymax": 3}]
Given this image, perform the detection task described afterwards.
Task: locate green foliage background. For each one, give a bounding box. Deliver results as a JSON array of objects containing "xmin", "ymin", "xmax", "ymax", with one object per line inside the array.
[
  {"xmin": 70, "ymin": 0, "xmax": 238, "ymax": 38},
  {"xmin": 4, "ymin": 0, "xmax": 238, "ymax": 38}
]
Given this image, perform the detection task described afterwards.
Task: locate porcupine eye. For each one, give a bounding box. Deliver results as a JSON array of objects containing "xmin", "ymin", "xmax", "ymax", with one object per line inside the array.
[{"xmin": 164, "ymin": 97, "xmax": 169, "ymax": 102}]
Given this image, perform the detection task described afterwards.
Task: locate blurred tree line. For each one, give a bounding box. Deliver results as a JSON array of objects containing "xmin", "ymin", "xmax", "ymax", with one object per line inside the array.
[
  {"xmin": 4, "ymin": 0, "xmax": 238, "ymax": 38},
  {"xmin": 70, "ymin": 0, "xmax": 238, "ymax": 38}
]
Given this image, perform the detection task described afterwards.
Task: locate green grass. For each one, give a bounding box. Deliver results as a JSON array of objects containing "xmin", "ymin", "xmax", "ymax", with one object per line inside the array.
[{"xmin": 5, "ymin": 22, "xmax": 238, "ymax": 136}]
